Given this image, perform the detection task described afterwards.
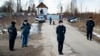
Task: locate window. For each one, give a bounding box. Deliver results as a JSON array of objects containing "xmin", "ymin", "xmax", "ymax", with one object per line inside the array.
[{"xmin": 40, "ymin": 9, "xmax": 43, "ymax": 14}]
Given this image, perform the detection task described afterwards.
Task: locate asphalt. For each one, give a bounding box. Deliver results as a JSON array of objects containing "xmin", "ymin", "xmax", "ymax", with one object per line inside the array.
[{"xmin": 40, "ymin": 20, "xmax": 100, "ymax": 56}]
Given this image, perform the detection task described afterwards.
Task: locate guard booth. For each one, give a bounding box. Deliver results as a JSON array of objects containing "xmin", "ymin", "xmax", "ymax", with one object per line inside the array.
[{"xmin": 36, "ymin": 2, "xmax": 48, "ymax": 23}]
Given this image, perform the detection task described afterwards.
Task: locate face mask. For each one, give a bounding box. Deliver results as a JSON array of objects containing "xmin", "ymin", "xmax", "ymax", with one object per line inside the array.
[
  {"xmin": 24, "ymin": 22, "xmax": 27, "ymax": 24},
  {"xmin": 89, "ymin": 18, "xmax": 92, "ymax": 20},
  {"xmin": 59, "ymin": 23, "xmax": 63, "ymax": 25}
]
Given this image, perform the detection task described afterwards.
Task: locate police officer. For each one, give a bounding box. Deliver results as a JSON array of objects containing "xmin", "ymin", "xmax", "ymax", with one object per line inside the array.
[
  {"xmin": 86, "ymin": 17, "xmax": 95, "ymax": 41},
  {"xmin": 56, "ymin": 20, "xmax": 66, "ymax": 55},
  {"xmin": 21, "ymin": 20, "xmax": 31, "ymax": 48},
  {"xmin": 49, "ymin": 17, "xmax": 52, "ymax": 25},
  {"xmin": 8, "ymin": 21, "xmax": 17, "ymax": 51}
]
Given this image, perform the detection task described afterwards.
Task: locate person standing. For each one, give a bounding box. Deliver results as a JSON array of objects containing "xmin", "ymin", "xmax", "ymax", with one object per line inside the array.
[
  {"xmin": 21, "ymin": 20, "xmax": 31, "ymax": 47},
  {"xmin": 86, "ymin": 17, "xmax": 95, "ymax": 41},
  {"xmin": 49, "ymin": 17, "xmax": 52, "ymax": 25},
  {"xmin": 8, "ymin": 21, "xmax": 17, "ymax": 51},
  {"xmin": 56, "ymin": 20, "xmax": 66, "ymax": 55}
]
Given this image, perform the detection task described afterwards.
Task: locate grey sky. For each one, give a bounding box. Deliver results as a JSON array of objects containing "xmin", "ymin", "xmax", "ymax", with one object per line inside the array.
[{"xmin": 0, "ymin": 0, "xmax": 100, "ymax": 13}]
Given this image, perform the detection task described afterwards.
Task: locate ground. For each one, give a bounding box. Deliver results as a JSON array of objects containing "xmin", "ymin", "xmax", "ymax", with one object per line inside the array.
[
  {"xmin": 0, "ymin": 20, "xmax": 100, "ymax": 56},
  {"xmin": 40, "ymin": 20, "xmax": 100, "ymax": 56},
  {"xmin": 69, "ymin": 20, "xmax": 100, "ymax": 43}
]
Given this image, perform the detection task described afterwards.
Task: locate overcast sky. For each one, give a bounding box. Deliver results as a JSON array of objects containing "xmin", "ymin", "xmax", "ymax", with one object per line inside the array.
[{"xmin": 0, "ymin": 0, "xmax": 100, "ymax": 13}]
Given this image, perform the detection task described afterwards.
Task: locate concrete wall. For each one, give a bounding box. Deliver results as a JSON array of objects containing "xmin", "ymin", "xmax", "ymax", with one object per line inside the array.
[{"xmin": 47, "ymin": 14, "xmax": 60, "ymax": 20}]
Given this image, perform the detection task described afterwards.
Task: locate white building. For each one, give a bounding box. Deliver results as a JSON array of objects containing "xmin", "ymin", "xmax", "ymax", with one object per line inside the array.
[
  {"xmin": 36, "ymin": 2, "xmax": 48, "ymax": 19},
  {"xmin": 36, "ymin": 1, "xmax": 60, "ymax": 20}
]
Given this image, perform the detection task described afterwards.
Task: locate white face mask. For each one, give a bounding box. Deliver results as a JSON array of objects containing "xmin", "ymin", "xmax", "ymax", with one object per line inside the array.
[
  {"xmin": 89, "ymin": 18, "xmax": 92, "ymax": 20},
  {"xmin": 59, "ymin": 23, "xmax": 63, "ymax": 25},
  {"xmin": 24, "ymin": 22, "xmax": 27, "ymax": 24}
]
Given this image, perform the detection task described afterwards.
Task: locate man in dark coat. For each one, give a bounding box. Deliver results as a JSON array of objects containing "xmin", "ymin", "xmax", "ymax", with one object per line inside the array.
[
  {"xmin": 21, "ymin": 20, "xmax": 31, "ymax": 47},
  {"xmin": 8, "ymin": 21, "xmax": 17, "ymax": 51},
  {"xmin": 56, "ymin": 20, "xmax": 66, "ymax": 55},
  {"xmin": 49, "ymin": 17, "xmax": 52, "ymax": 25},
  {"xmin": 86, "ymin": 17, "xmax": 95, "ymax": 41}
]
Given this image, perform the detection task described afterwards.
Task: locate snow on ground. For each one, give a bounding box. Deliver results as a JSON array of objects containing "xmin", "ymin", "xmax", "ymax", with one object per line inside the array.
[
  {"xmin": 93, "ymin": 32, "xmax": 100, "ymax": 39},
  {"xmin": 18, "ymin": 23, "xmax": 39, "ymax": 37},
  {"xmin": 30, "ymin": 23, "xmax": 39, "ymax": 34},
  {"xmin": 0, "ymin": 23, "xmax": 39, "ymax": 37}
]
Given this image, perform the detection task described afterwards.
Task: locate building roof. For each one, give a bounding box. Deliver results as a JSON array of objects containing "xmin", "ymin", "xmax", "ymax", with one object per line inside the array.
[{"xmin": 37, "ymin": 2, "xmax": 48, "ymax": 9}]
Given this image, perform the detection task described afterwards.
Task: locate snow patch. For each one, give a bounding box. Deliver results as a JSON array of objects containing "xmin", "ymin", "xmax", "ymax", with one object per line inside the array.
[
  {"xmin": 93, "ymin": 32, "xmax": 100, "ymax": 39},
  {"xmin": 30, "ymin": 23, "xmax": 39, "ymax": 34},
  {"xmin": 0, "ymin": 23, "xmax": 39, "ymax": 37},
  {"xmin": 17, "ymin": 31, "xmax": 22, "ymax": 37}
]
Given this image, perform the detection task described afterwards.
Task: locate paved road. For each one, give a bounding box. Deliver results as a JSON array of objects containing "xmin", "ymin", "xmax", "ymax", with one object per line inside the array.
[{"xmin": 41, "ymin": 20, "xmax": 100, "ymax": 56}]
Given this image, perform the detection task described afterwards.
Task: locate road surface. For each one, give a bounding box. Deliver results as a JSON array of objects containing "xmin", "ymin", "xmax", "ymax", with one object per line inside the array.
[
  {"xmin": 0, "ymin": 20, "xmax": 100, "ymax": 56},
  {"xmin": 41, "ymin": 20, "xmax": 100, "ymax": 56}
]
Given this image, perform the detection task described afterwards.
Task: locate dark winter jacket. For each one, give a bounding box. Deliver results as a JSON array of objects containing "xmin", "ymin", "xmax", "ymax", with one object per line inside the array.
[
  {"xmin": 8, "ymin": 25, "xmax": 17, "ymax": 39},
  {"xmin": 50, "ymin": 18, "xmax": 52, "ymax": 22},
  {"xmin": 56, "ymin": 25, "xmax": 66, "ymax": 41},
  {"xmin": 86, "ymin": 20, "xmax": 95, "ymax": 32},
  {"xmin": 21, "ymin": 23, "xmax": 31, "ymax": 35}
]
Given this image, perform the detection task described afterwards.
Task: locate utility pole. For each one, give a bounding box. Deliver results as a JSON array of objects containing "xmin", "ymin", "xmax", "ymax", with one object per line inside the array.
[
  {"xmin": 58, "ymin": 2, "xmax": 63, "ymax": 20},
  {"xmin": 61, "ymin": 6, "xmax": 63, "ymax": 19}
]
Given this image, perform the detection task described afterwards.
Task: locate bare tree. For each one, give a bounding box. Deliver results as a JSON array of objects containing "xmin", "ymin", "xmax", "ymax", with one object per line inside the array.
[
  {"xmin": 3, "ymin": 1, "xmax": 14, "ymax": 13},
  {"xmin": 28, "ymin": 6, "xmax": 31, "ymax": 12},
  {"xmin": 32, "ymin": 4, "xmax": 36, "ymax": 12},
  {"xmin": 70, "ymin": 0, "xmax": 77, "ymax": 16},
  {"xmin": 17, "ymin": 0, "xmax": 21, "ymax": 12}
]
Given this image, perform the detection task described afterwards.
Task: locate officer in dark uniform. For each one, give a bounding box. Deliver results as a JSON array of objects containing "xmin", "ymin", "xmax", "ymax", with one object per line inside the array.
[
  {"xmin": 49, "ymin": 17, "xmax": 52, "ymax": 25},
  {"xmin": 56, "ymin": 20, "xmax": 66, "ymax": 55},
  {"xmin": 86, "ymin": 17, "xmax": 95, "ymax": 41},
  {"xmin": 8, "ymin": 21, "xmax": 17, "ymax": 51},
  {"xmin": 21, "ymin": 20, "xmax": 31, "ymax": 48}
]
